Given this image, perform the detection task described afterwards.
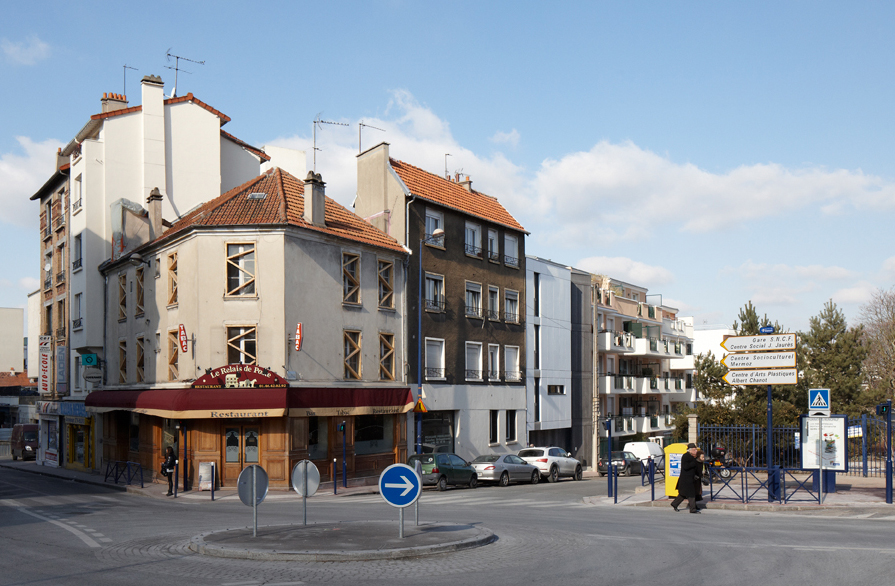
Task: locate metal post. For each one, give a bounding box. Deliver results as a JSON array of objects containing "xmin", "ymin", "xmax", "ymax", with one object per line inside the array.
[
  {"xmin": 252, "ymin": 465, "xmax": 257, "ymax": 538},
  {"xmin": 650, "ymin": 458, "xmax": 655, "ymax": 501},
  {"xmin": 303, "ymin": 459, "xmax": 308, "ymax": 526},
  {"xmin": 333, "ymin": 459, "xmax": 337, "ymax": 495},
  {"xmin": 817, "ymin": 419, "xmax": 824, "ymax": 505},
  {"xmin": 342, "ymin": 424, "xmax": 347, "ymax": 488},
  {"xmin": 862, "ymin": 413, "xmax": 868, "ymax": 477},
  {"xmin": 211, "ymin": 462, "xmax": 215, "ymax": 501},
  {"xmin": 606, "ymin": 418, "xmax": 613, "ymax": 498},
  {"xmin": 399, "ymin": 507, "xmax": 405, "ymax": 539},
  {"xmin": 767, "ymin": 384, "xmax": 775, "ymax": 502},
  {"xmin": 613, "ymin": 465, "xmax": 618, "ymax": 504},
  {"xmin": 173, "ymin": 460, "xmax": 178, "ymax": 498},
  {"xmin": 416, "ymin": 237, "xmax": 424, "ymax": 455},
  {"xmin": 182, "ymin": 421, "xmax": 188, "ymax": 492},
  {"xmin": 887, "ymin": 400, "xmax": 892, "ymax": 504}
]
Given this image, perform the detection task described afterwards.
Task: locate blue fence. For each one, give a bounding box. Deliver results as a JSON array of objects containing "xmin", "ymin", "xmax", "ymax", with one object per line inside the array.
[
  {"xmin": 846, "ymin": 415, "xmax": 888, "ymax": 477},
  {"xmin": 697, "ymin": 424, "xmax": 800, "ymax": 468}
]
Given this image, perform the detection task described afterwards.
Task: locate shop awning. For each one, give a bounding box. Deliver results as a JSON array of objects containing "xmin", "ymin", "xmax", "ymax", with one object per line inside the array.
[{"xmin": 85, "ymin": 386, "xmax": 413, "ymax": 419}]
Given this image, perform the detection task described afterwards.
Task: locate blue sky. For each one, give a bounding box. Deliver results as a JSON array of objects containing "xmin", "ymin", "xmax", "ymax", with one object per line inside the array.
[{"xmin": 2, "ymin": 1, "xmax": 894, "ymax": 335}]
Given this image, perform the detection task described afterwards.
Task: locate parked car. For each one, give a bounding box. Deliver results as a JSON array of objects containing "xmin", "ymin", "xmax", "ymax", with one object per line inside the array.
[
  {"xmin": 597, "ymin": 451, "xmax": 643, "ymax": 476},
  {"xmin": 11, "ymin": 423, "xmax": 38, "ymax": 461},
  {"xmin": 623, "ymin": 441, "xmax": 665, "ymax": 474},
  {"xmin": 518, "ymin": 447, "xmax": 583, "ymax": 482},
  {"xmin": 408, "ymin": 452, "xmax": 478, "ymax": 491},
  {"xmin": 470, "ymin": 454, "xmax": 540, "ymax": 486}
]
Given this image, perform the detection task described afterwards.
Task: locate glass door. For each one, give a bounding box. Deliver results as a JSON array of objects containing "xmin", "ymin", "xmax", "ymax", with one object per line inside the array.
[{"xmin": 222, "ymin": 426, "xmax": 261, "ymax": 486}]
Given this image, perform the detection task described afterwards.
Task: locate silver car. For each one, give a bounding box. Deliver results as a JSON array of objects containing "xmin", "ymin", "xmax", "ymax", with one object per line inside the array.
[
  {"xmin": 518, "ymin": 446, "xmax": 583, "ymax": 483},
  {"xmin": 470, "ymin": 454, "xmax": 540, "ymax": 486}
]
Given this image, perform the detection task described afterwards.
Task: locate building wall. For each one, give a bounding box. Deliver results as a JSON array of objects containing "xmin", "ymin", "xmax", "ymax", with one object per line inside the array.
[
  {"xmin": 570, "ymin": 269, "xmax": 595, "ymax": 467},
  {"xmin": 355, "ymin": 142, "xmax": 408, "ymax": 244},
  {"xmin": 27, "ymin": 291, "xmax": 40, "ymax": 378},
  {"xmin": 0, "ymin": 308, "xmax": 24, "ymax": 372},
  {"xmin": 165, "ymin": 102, "xmax": 224, "ymax": 216}
]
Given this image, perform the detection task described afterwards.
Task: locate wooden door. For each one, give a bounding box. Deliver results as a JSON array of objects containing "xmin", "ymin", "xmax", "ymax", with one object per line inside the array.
[{"xmin": 222, "ymin": 426, "xmax": 261, "ymax": 486}]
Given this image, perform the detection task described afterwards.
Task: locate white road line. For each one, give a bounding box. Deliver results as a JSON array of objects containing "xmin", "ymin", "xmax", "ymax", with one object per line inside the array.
[{"xmin": 0, "ymin": 499, "xmax": 102, "ymax": 549}]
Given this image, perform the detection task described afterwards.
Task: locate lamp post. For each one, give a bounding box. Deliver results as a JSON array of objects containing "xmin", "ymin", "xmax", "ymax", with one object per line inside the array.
[{"xmin": 416, "ymin": 228, "xmax": 444, "ymax": 454}]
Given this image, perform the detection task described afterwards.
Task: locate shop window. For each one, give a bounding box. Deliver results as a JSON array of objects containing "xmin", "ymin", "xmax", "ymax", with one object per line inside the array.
[
  {"xmin": 420, "ymin": 412, "xmax": 454, "ymax": 453},
  {"xmin": 162, "ymin": 419, "xmax": 178, "ymax": 457},
  {"xmin": 167, "ymin": 330, "xmax": 179, "ymax": 381},
  {"xmin": 167, "ymin": 252, "xmax": 178, "ymax": 305},
  {"xmin": 344, "ymin": 330, "xmax": 361, "ymax": 379},
  {"xmin": 227, "ymin": 326, "xmax": 257, "ymax": 365},
  {"xmin": 379, "ymin": 332, "xmax": 395, "ymax": 381},
  {"xmin": 226, "ymin": 242, "xmax": 256, "ymax": 296},
  {"xmin": 118, "ymin": 273, "xmax": 127, "ymax": 321},
  {"xmin": 308, "ymin": 416, "xmax": 329, "ymax": 460},
  {"xmin": 354, "ymin": 414, "xmax": 394, "ymax": 455},
  {"xmin": 378, "ymin": 260, "xmax": 394, "ymax": 309},
  {"xmin": 129, "ymin": 413, "xmax": 140, "ymax": 452},
  {"xmin": 342, "ymin": 253, "xmax": 360, "ymax": 305}
]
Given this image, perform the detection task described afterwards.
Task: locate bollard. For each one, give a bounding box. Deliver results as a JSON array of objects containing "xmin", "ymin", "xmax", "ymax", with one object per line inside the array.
[
  {"xmin": 649, "ymin": 458, "xmax": 655, "ymax": 501},
  {"xmin": 211, "ymin": 462, "xmax": 215, "ymax": 501},
  {"xmin": 333, "ymin": 459, "xmax": 337, "ymax": 495},
  {"xmin": 613, "ymin": 465, "xmax": 618, "ymax": 504}
]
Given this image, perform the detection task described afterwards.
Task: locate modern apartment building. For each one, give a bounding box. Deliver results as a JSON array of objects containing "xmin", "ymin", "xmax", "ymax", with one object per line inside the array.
[{"xmin": 356, "ymin": 143, "xmax": 527, "ymax": 460}]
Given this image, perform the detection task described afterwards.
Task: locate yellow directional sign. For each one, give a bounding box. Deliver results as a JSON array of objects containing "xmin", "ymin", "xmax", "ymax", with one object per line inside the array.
[
  {"xmin": 722, "ymin": 351, "xmax": 796, "ymax": 370},
  {"xmin": 723, "ymin": 368, "xmax": 798, "ymax": 386},
  {"xmin": 721, "ymin": 333, "xmax": 796, "ymax": 352}
]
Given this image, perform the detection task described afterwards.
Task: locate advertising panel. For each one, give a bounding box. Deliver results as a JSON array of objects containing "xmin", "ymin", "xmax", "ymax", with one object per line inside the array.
[{"xmin": 800, "ymin": 415, "xmax": 847, "ymax": 471}]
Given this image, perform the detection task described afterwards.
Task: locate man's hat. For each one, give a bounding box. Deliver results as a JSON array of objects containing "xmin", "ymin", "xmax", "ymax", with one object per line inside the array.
[{"xmin": 687, "ymin": 443, "xmax": 697, "ymax": 449}]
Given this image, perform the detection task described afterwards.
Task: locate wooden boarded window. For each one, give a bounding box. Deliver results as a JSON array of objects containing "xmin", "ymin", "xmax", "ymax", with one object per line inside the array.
[
  {"xmin": 226, "ymin": 243, "xmax": 256, "ymax": 296},
  {"xmin": 118, "ymin": 273, "xmax": 127, "ymax": 320},
  {"xmin": 167, "ymin": 252, "xmax": 178, "ymax": 305},
  {"xmin": 378, "ymin": 260, "xmax": 393, "ymax": 309},
  {"xmin": 118, "ymin": 340, "xmax": 127, "ymax": 384},
  {"xmin": 135, "ymin": 267, "xmax": 144, "ymax": 316},
  {"xmin": 342, "ymin": 253, "xmax": 360, "ymax": 304},
  {"xmin": 167, "ymin": 330, "xmax": 179, "ymax": 381},
  {"xmin": 136, "ymin": 336, "xmax": 145, "ymax": 383},
  {"xmin": 227, "ymin": 326, "xmax": 257, "ymax": 365},
  {"xmin": 344, "ymin": 330, "xmax": 361, "ymax": 379},
  {"xmin": 379, "ymin": 332, "xmax": 395, "ymax": 381}
]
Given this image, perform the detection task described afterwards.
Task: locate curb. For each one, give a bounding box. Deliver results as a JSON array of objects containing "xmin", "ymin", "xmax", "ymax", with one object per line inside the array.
[
  {"xmin": 188, "ymin": 521, "xmax": 497, "ymax": 561},
  {"xmin": 0, "ymin": 462, "xmax": 128, "ymax": 493}
]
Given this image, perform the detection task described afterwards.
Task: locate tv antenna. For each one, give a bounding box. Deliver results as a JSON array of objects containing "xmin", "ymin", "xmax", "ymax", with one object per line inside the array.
[
  {"xmin": 312, "ymin": 115, "xmax": 349, "ymax": 172},
  {"xmin": 358, "ymin": 121, "xmax": 385, "ymax": 153},
  {"xmin": 165, "ymin": 49, "xmax": 205, "ymax": 97},
  {"xmin": 444, "ymin": 153, "xmax": 452, "ymax": 179},
  {"xmin": 122, "ymin": 64, "xmax": 138, "ymax": 96}
]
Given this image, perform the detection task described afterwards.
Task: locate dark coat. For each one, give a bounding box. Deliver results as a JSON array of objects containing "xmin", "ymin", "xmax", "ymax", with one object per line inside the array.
[
  {"xmin": 677, "ymin": 452, "xmax": 699, "ymax": 498},
  {"xmin": 163, "ymin": 452, "xmax": 176, "ymax": 473}
]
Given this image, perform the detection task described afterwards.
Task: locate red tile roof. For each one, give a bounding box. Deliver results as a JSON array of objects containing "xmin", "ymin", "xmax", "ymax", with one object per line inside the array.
[
  {"xmin": 389, "ymin": 158, "xmax": 526, "ymax": 233},
  {"xmin": 89, "ymin": 92, "xmax": 232, "ymax": 125},
  {"xmin": 221, "ymin": 130, "xmax": 271, "ymax": 162},
  {"xmin": 0, "ymin": 372, "xmax": 36, "ymax": 389},
  {"xmin": 159, "ymin": 168, "xmax": 407, "ymax": 254}
]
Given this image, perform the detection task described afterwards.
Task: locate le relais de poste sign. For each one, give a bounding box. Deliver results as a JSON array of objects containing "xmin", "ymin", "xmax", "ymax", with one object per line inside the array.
[{"xmin": 191, "ymin": 364, "xmax": 288, "ymax": 389}]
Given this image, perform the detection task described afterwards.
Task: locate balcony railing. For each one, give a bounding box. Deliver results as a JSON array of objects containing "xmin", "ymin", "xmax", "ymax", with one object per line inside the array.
[
  {"xmin": 487, "ymin": 248, "xmax": 500, "ymax": 262},
  {"xmin": 485, "ymin": 308, "xmax": 500, "ymax": 320},
  {"xmin": 44, "ymin": 276, "xmax": 52, "ymax": 290},
  {"xmin": 504, "ymin": 254, "xmax": 519, "ymax": 267},
  {"xmin": 43, "ymin": 226, "xmax": 51, "ymax": 239},
  {"xmin": 505, "ymin": 371, "xmax": 523, "ymax": 382},
  {"xmin": 464, "ymin": 243, "xmax": 483, "ymax": 257},
  {"xmin": 72, "ymin": 198, "xmax": 82, "ymax": 212},
  {"xmin": 72, "ymin": 257, "xmax": 82, "ymax": 270},
  {"xmin": 54, "ymin": 215, "xmax": 65, "ymax": 231},
  {"xmin": 464, "ymin": 304, "xmax": 483, "ymax": 318},
  {"xmin": 487, "ymin": 370, "xmax": 499, "ymax": 380},
  {"xmin": 424, "ymin": 367, "xmax": 445, "ymax": 379},
  {"xmin": 465, "ymin": 369, "xmax": 482, "ymax": 380},
  {"xmin": 424, "ymin": 232, "xmax": 445, "ymax": 247},
  {"xmin": 56, "ymin": 271, "xmax": 65, "ymax": 284},
  {"xmin": 56, "ymin": 326, "xmax": 66, "ymax": 338},
  {"xmin": 504, "ymin": 311, "xmax": 520, "ymax": 324},
  {"xmin": 424, "ymin": 296, "xmax": 445, "ymax": 312},
  {"xmin": 72, "ymin": 317, "xmax": 83, "ymax": 330}
]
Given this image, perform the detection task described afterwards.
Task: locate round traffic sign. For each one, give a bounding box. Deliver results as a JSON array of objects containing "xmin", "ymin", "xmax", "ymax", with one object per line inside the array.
[
  {"xmin": 237, "ymin": 465, "xmax": 269, "ymax": 506},
  {"xmin": 378, "ymin": 463, "xmax": 421, "ymax": 508},
  {"xmin": 291, "ymin": 460, "xmax": 320, "ymax": 497}
]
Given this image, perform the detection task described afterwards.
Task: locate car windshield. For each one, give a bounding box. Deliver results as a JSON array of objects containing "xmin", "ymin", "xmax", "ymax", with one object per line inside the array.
[
  {"xmin": 518, "ymin": 449, "xmax": 544, "ymax": 458},
  {"xmin": 472, "ymin": 455, "xmax": 500, "ymax": 463},
  {"xmin": 611, "ymin": 452, "xmax": 626, "ymax": 459},
  {"xmin": 23, "ymin": 431, "xmax": 37, "ymax": 441}
]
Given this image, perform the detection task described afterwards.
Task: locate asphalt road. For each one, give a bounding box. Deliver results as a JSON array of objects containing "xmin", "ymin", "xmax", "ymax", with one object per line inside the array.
[{"xmin": 2, "ymin": 467, "xmax": 894, "ymax": 586}]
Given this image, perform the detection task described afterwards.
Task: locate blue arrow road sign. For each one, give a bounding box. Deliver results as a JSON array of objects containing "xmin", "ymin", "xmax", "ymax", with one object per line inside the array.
[{"xmin": 379, "ymin": 463, "xmax": 421, "ymax": 508}]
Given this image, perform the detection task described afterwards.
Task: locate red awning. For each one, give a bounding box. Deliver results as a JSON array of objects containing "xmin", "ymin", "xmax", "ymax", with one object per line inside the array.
[{"xmin": 85, "ymin": 387, "xmax": 413, "ymax": 419}]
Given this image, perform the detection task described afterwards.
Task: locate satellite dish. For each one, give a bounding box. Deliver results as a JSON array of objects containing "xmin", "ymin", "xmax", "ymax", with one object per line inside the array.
[{"xmin": 44, "ymin": 262, "xmax": 51, "ymax": 272}]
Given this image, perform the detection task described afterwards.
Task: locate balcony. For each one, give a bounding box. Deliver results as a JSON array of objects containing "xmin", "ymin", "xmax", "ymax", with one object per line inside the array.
[
  {"xmin": 424, "ymin": 296, "xmax": 445, "ymax": 312},
  {"xmin": 56, "ymin": 326, "xmax": 66, "ymax": 339},
  {"xmin": 596, "ymin": 330, "xmax": 635, "ymax": 353},
  {"xmin": 56, "ymin": 271, "xmax": 65, "ymax": 284},
  {"xmin": 505, "ymin": 371, "xmax": 523, "ymax": 382},
  {"xmin": 504, "ymin": 311, "xmax": 521, "ymax": 324},
  {"xmin": 424, "ymin": 232, "xmax": 445, "ymax": 248},
  {"xmin": 53, "ymin": 215, "xmax": 65, "ymax": 231},
  {"xmin": 72, "ymin": 198, "xmax": 82, "ymax": 213},
  {"xmin": 465, "ymin": 369, "xmax": 482, "ymax": 381},
  {"xmin": 72, "ymin": 317, "xmax": 83, "ymax": 330},
  {"xmin": 487, "ymin": 248, "xmax": 500, "ymax": 262},
  {"xmin": 464, "ymin": 304, "xmax": 483, "ymax": 319},
  {"xmin": 424, "ymin": 367, "xmax": 445, "ymax": 380},
  {"xmin": 44, "ymin": 276, "xmax": 52, "ymax": 290},
  {"xmin": 485, "ymin": 308, "xmax": 500, "ymax": 320},
  {"xmin": 72, "ymin": 257, "xmax": 82, "ymax": 271},
  {"xmin": 504, "ymin": 254, "xmax": 519, "ymax": 268},
  {"xmin": 464, "ymin": 243, "xmax": 483, "ymax": 258},
  {"xmin": 487, "ymin": 370, "xmax": 499, "ymax": 381},
  {"xmin": 627, "ymin": 337, "xmax": 673, "ymax": 358}
]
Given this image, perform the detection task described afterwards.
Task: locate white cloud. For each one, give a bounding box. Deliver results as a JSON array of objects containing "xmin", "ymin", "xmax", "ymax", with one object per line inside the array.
[
  {"xmin": 729, "ymin": 260, "xmax": 857, "ymax": 284},
  {"xmin": 2, "ymin": 35, "xmax": 50, "ymax": 66},
  {"xmin": 0, "ymin": 136, "xmax": 62, "ymax": 229},
  {"xmin": 490, "ymin": 129, "xmax": 520, "ymax": 147},
  {"xmin": 832, "ymin": 281, "xmax": 876, "ymax": 305},
  {"xmin": 880, "ymin": 257, "xmax": 895, "ymax": 283},
  {"xmin": 18, "ymin": 277, "xmax": 39, "ymax": 291},
  {"xmin": 575, "ymin": 256, "xmax": 674, "ymax": 288}
]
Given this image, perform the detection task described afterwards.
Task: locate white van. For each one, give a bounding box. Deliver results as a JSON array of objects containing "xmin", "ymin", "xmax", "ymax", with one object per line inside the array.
[{"xmin": 623, "ymin": 441, "xmax": 664, "ymax": 472}]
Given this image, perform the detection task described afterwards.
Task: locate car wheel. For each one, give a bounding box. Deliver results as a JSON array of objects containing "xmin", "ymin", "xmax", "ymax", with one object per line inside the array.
[
  {"xmin": 531, "ymin": 470, "xmax": 540, "ymax": 484},
  {"xmin": 574, "ymin": 465, "xmax": 583, "ymax": 481},
  {"xmin": 437, "ymin": 476, "xmax": 448, "ymax": 491},
  {"xmin": 469, "ymin": 474, "xmax": 477, "ymax": 489},
  {"xmin": 548, "ymin": 465, "xmax": 559, "ymax": 483},
  {"xmin": 499, "ymin": 472, "xmax": 510, "ymax": 487},
  {"xmin": 620, "ymin": 465, "xmax": 630, "ymax": 477}
]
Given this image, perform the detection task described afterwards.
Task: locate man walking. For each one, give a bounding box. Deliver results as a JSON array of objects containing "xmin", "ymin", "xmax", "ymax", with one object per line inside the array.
[{"xmin": 670, "ymin": 443, "xmax": 701, "ymax": 514}]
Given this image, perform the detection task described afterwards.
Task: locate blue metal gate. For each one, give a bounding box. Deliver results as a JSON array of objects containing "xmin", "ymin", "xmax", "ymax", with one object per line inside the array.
[
  {"xmin": 697, "ymin": 424, "xmax": 800, "ymax": 468},
  {"xmin": 846, "ymin": 414, "xmax": 889, "ymax": 477}
]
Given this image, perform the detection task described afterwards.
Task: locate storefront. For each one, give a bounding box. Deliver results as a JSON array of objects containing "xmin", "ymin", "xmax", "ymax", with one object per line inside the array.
[
  {"xmin": 420, "ymin": 411, "xmax": 455, "ymax": 453},
  {"xmin": 86, "ymin": 365, "xmax": 413, "ymax": 488},
  {"xmin": 59, "ymin": 401, "xmax": 93, "ymax": 471},
  {"xmin": 37, "ymin": 401, "xmax": 61, "ymax": 467}
]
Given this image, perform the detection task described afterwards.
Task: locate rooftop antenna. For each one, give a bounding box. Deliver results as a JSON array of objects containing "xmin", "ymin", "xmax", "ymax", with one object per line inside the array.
[
  {"xmin": 444, "ymin": 153, "xmax": 452, "ymax": 179},
  {"xmin": 312, "ymin": 114, "xmax": 349, "ymax": 172},
  {"xmin": 165, "ymin": 49, "xmax": 205, "ymax": 98},
  {"xmin": 122, "ymin": 64, "xmax": 138, "ymax": 96},
  {"xmin": 358, "ymin": 120, "xmax": 385, "ymax": 153}
]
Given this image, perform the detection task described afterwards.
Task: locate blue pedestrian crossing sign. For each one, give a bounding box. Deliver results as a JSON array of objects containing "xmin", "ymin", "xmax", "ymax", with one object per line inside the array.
[
  {"xmin": 808, "ymin": 388, "xmax": 830, "ymax": 416},
  {"xmin": 379, "ymin": 464, "xmax": 421, "ymax": 508}
]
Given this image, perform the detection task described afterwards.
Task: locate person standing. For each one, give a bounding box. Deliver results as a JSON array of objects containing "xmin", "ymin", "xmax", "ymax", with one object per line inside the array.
[
  {"xmin": 163, "ymin": 446, "xmax": 176, "ymax": 496},
  {"xmin": 670, "ymin": 443, "xmax": 701, "ymax": 513}
]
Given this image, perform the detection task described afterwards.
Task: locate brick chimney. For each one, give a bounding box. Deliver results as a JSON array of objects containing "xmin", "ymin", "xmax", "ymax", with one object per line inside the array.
[
  {"xmin": 147, "ymin": 187, "xmax": 163, "ymax": 240},
  {"xmin": 459, "ymin": 175, "xmax": 472, "ymax": 192},
  {"xmin": 101, "ymin": 92, "xmax": 129, "ymax": 113},
  {"xmin": 303, "ymin": 172, "xmax": 326, "ymax": 227}
]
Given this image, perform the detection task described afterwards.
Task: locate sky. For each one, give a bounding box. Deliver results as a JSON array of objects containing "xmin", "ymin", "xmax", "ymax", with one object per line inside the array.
[{"xmin": 2, "ymin": 1, "xmax": 894, "ymax": 336}]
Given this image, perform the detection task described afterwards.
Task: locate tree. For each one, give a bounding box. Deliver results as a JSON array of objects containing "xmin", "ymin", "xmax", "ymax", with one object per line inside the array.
[
  {"xmin": 799, "ymin": 300, "xmax": 868, "ymax": 417},
  {"xmin": 859, "ymin": 287, "xmax": 895, "ymax": 403}
]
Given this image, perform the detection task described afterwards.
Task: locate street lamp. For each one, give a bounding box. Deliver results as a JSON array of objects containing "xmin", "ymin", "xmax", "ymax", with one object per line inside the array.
[{"xmin": 416, "ymin": 228, "xmax": 444, "ymax": 454}]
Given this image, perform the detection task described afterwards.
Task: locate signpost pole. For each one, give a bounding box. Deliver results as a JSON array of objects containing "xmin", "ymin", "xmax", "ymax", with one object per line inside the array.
[
  {"xmin": 211, "ymin": 463, "xmax": 215, "ymax": 501},
  {"xmin": 817, "ymin": 418, "xmax": 824, "ymax": 505},
  {"xmin": 767, "ymin": 384, "xmax": 774, "ymax": 502},
  {"xmin": 887, "ymin": 400, "xmax": 892, "ymax": 504},
  {"xmin": 399, "ymin": 507, "xmax": 404, "ymax": 539},
  {"xmin": 606, "ymin": 418, "xmax": 613, "ymax": 498},
  {"xmin": 303, "ymin": 460, "xmax": 308, "ymax": 526},
  {"xmin": 342, "ymin": 423, "xmax": 347, "ymax": 488},
  {"xmin": 252, "ymin": 465, "xmax": 257, "ymax": 538}
]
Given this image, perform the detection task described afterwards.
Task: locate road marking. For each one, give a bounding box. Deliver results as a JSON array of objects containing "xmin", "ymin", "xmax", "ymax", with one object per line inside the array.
[{"xmin": 0, "ymin": 499, "xmax": 102, "ymax": 549}]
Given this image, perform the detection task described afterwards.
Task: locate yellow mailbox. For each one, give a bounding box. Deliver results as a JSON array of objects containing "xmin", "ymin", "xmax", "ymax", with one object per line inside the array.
[{"xmin": 664, "ymin": 443, "xmax": 690, "ymax": 498}]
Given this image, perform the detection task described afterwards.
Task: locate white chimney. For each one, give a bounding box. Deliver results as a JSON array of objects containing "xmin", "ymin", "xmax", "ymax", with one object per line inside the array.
[
  {"xmin": 147, "ymin": 187, "xmax": 163, "ymax": 240},
  {"xmin": 141, "ymin": 75, "xmax": 167, "ymax": 210},
  {"xmin": 303, "ymin": 171, "xmax": 326, "ymax": 227}
]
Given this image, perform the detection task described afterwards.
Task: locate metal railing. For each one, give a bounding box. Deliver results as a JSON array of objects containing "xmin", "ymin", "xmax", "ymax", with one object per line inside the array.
[
  {"xmin": 465, "ymin": 369, "xmax": 482, "ymax": 380},
  {"xmin": 72, "ymin": 257, "xmax": 82, "ymax": 270},
  {"xmin": 424, "ymin": 297, "xmax": 445, "ymax": 312},
  {"xmin": 56, "ymin": 271, "xmax": 65, "ymax": 284},
  {"xmin": 424, "ymin": 367, "xmax": 445, "ymax": 379},
  {"xmin": 464, "ymin": 243, "xmax": 483, "ymax": 257},
  {"xmin": 505, "ymin": 371, "xmax": 523, "ymax": 382},
  {"xmin": 464, "ymin": 304, "xmax": 483, "ymax": 318},
  {"xmin": 487, "ymin": 249, "xmax": 500, "ymax": 262},
  {"xmin": 72, "ymin": 317, "xmax": 83, "ymax": 330},
  {"xmin": 504, "ymin": 254, "xmax": 519, "ymax": 267},
  {"xmin": 44, "ymin": 277, "xmax": 52, "ymax": 290},
  {"xmin": 104, "ymin": 460, "xmax": 144, "ymax": 488},
  {"xmin": 424, "ymin": 232, "xmax": 445, "ymax": 247},
  {"xmin": 504, "ymin": 311, "xmax": 520, "ymax": 323},
  {"xmin": 485, "ymin": 308, "xmax": 500, "ymax": 320}
]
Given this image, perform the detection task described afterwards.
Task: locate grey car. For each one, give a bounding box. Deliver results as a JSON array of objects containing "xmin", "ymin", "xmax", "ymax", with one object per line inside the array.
[{"xmin": 470, "ymin": 454, "xmax": 540, "ymax": 486}]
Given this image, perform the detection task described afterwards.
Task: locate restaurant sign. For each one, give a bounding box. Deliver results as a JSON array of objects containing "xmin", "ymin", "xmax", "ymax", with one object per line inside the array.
[{"xmin": 192, "ymin": 364, "xmax": 288, "ymax": 389}]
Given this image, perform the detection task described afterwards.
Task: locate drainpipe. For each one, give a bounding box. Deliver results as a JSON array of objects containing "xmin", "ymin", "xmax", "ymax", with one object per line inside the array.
[{"xmin": 404, "ymin": 194, "xmax": 417, "ymax": 455}]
